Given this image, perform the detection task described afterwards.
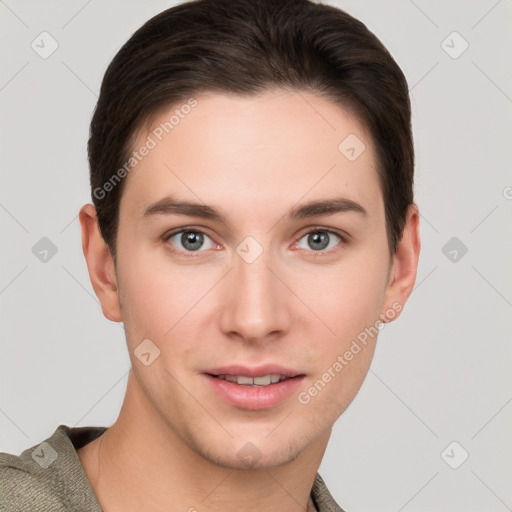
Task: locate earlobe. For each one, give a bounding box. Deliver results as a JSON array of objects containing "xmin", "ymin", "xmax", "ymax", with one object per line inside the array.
[
  {"xmin": 79, "ymin": 204, "xmax": 123, "ymax": 323},
  {"xmin": 380, "ymin": 203, "xmax": 421, "ymax": 323}
]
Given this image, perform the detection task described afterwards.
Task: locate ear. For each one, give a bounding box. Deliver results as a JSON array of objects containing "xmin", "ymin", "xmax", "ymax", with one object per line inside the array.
[
  {"xmin": 79, "ymin": 204, "xmax": 122, "ymax": 322},
  {"xmin": 380, "ymin": 203, "xmax": 421, "ymax": 323}
]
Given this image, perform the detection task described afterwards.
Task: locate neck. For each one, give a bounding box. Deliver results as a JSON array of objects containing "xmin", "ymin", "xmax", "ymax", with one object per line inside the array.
[{"xmin": 78, "ymin": 370, "xmax": 329, "ymax": 512}]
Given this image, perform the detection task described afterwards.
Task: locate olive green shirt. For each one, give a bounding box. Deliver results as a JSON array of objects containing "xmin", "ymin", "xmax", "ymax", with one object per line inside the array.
[{"xmin": 0, "ymin": 425, "xmax": 344, "ymax": 511}]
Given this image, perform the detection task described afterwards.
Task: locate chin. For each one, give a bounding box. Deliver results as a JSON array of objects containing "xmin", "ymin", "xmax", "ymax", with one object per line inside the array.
[{"xmin": 189, "ymin": 429, "xmax": 309, "ymax": 471}]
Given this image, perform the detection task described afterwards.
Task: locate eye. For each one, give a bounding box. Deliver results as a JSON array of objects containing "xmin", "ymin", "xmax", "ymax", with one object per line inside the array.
[
  {"xmin": 164, "ymin": 228, "xmax": 218, "ymax": 255},
  {"xmin": 295, "ymin": 229, "xmax": 345, "ymax": 254},
  {"xmin": 163, "ymin": 226, "xmax": 347, "ymax": 257}
]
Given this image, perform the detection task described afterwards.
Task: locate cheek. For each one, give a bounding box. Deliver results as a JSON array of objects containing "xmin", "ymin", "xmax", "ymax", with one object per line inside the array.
[
  {"xmin": 312, "ymin": 254, "xmax": 389, "ymax": 342},
  {"xmin": 115, "ymin": 243, "xmax": 219, "ymax": 359},
  {"xmin": 115, "ymin": 242, "xmax": 178, "ymax": 341},
  {"xmin": 116, "ymin": 219, "xmax": 389, "ymax": 350},
  {"xmin": 313, "ymin": 249, "xmax": 388, "ymax": 397},
  {"xmin": 298, "ymin": 262, "xmax": 385, "ymax": 416},
  {"xmin": 116, "ymin": 262, "xmax": 198, "ymax": 392}
]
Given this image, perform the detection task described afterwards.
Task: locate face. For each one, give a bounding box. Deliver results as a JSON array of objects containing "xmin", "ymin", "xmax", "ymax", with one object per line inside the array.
[{"xmin": 102, "ymin": 89, "xmax": 407, "ymax": 469}]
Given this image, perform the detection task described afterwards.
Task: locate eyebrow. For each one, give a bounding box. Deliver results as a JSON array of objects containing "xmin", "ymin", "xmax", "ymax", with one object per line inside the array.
[{"xmin": 143, "ymin": 194, "xmax": 367, "ymax": 223}]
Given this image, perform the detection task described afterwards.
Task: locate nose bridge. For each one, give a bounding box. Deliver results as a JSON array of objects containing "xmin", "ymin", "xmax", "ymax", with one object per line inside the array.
[{"xmin": 220, "ymin": 238, "xmax": 290, "ymax": 341}]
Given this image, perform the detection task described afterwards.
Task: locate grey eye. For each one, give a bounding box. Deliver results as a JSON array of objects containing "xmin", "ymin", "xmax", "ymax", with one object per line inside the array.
[
  {"xmin": 296, "ymin": 230, "xmax": 342, "ymax": 252},
  {"xmin": 167, "ymin": 230, "xmax": 216, "ymax": 252}
]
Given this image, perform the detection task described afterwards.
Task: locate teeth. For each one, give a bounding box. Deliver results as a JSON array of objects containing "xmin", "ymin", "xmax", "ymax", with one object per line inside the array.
[
  {"xmin": 253, "ymin": 375, "xmax": 271, "ymax": 386},
  {"xmin": 216, "ymin": 374, "xmax": 287, "ymax": 386}
]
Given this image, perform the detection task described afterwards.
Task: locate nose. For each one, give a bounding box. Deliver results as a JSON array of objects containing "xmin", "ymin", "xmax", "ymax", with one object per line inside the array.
[{"xmin": 218, "ymin": 244, "xmax": 292, "ymax": 344}]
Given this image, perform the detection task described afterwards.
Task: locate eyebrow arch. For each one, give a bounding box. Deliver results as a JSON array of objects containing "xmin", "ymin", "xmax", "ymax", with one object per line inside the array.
[
  {"xmin": 287, "ymin": 197, "xmax": 367, "ymax": 220},
  {"xmin": 143, "ymin": 195, "xmax": 228, "ymax": 223},
  {"xmin": 143, "ymin": 195, "xmax": 367, "ymax": 223}
]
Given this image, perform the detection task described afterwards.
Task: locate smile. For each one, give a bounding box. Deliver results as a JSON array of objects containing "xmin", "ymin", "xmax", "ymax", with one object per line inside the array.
[{"xmin": 213, "ymin": 374, "xmax": 290, "ymax": 386}]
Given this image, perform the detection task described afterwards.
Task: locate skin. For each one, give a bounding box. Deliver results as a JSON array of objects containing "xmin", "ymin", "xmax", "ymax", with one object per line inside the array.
[{"xmin": 77, "ymin": 89, "xmax": 420, "ymax": 512}]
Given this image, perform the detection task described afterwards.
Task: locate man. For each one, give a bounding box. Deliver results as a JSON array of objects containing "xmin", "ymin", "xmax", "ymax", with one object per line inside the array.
[{"xmin": 0, "ymin": 0, "xmax": 420, "ymax": 510}]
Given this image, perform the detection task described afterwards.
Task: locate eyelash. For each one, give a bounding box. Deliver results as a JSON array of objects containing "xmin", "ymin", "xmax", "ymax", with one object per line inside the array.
[{"xmin": 163, "ymin": 226, "xmax": 349, "ymax": 258}]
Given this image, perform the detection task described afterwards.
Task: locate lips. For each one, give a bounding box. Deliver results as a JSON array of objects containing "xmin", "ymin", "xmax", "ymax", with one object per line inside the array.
[
  {"xmin": 205, "ymin": 364, "xmax": 303, "ymax": 379},
  {"xmin": 203, "ymin": 364, "xmax": 305, "ymax": 410},
  {"xmin": 215, "ymin": 374, "xmax": 287, "ymax": 386}
]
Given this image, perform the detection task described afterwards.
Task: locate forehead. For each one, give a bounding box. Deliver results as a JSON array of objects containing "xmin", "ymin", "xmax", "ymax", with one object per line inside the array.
[{"xmin": 121, "ymin": 89, "xmax": 382, "ymax": 221}]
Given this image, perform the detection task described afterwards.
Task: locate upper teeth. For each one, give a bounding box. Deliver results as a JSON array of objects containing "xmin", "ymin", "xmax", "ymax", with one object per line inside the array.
[{"xmin": 217, "ymin": 374, "xmax": 287, "ymax": 386}]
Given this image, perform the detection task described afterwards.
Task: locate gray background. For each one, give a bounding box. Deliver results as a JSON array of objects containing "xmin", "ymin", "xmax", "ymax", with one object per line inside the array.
[{"xmin": 1, "ymin": 1, "xmax": 511, "ymax": 510}]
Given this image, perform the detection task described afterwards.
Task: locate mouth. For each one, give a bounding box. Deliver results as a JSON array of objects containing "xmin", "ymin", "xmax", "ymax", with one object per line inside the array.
[
  {"xmin": 207, "ymin": 373, "xmax": 296, "ymax": 387},
  {"xmin": 203, "ymin": 365, "xmax": 305, "ymax": 410}
]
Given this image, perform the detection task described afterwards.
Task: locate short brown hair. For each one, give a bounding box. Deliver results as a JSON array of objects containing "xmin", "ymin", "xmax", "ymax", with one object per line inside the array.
[{"xmin": 88, "ymin": 0, "xmax": 414, "ymax": 260}]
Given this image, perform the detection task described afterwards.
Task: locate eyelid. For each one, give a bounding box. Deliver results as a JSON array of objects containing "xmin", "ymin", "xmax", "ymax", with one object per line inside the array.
[
  {"xmin": 291, "ymin": 226, "xmax": 349, "ymax": 255},
  {"xmin": 294, "ymin": 225, "xmax": 351, "ymax": 243},
  {"xmin": 163, "ymin": 226, "xmax": 220, "ymax": 255},
  {"xmin": 163, "ymin": 225, "xmax": 350, "ymax": 256},
  {"xmin": 163, "ymin": 225, "xmax": 214, "ymax": 241}
]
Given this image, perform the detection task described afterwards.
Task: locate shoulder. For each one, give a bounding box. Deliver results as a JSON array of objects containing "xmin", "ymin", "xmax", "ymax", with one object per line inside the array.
[
  {"xmin": 0, "ymin": 448, "xmax": 67, "ymax": 511},
  {"xmin": 0, "ymin": 424, "xmax": 106, "ymax": 512}
]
